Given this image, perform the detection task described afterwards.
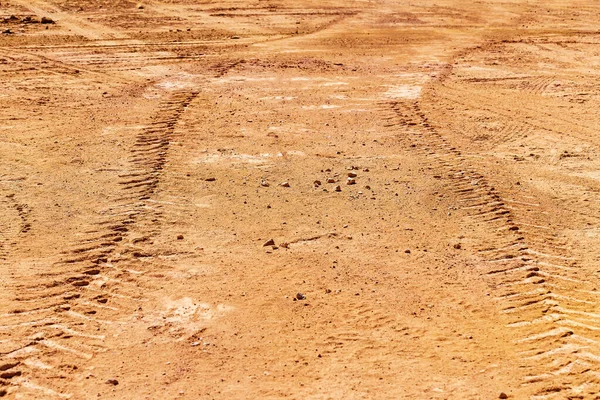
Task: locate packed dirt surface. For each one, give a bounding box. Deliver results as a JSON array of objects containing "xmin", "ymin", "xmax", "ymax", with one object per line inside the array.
[{"xmin": 1, "ymin": 0, "xmax": 600, "ymax": 398}]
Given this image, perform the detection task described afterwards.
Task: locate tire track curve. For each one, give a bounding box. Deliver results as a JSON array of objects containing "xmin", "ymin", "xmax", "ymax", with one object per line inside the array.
[
  {"xmin": 383, "ymin": 96, "xmax": 600, "ymax": 398},
  {"xmin": 0, "ymin": 90, "xmax": 198, "ymax": 399}
]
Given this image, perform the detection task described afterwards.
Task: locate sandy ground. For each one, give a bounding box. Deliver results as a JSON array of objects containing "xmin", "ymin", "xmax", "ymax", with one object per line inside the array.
[{"xmin": 1, "ymin": 0, "xmax": 600, "ymax": 399}]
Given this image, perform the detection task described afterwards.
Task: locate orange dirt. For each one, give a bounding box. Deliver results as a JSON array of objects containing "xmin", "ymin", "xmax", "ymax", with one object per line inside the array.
[{"xmin": 2, "ymin": 1, "xmax": 600, "ymax": 399}]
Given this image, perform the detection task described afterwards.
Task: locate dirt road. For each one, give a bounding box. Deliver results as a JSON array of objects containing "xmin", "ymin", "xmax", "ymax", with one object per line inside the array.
[{"xmin": 2, "ymin": 0, "xmax": 600, "ymax": 398}]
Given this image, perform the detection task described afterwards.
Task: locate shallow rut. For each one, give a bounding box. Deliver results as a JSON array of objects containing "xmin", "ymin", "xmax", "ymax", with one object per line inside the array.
[
  {"xmin": 383, "ymin": 75, "xmax": 600, "ymax": 397},
  {"xmin": 0, "ymin": 90, "xmax": 198, "ymax": 399}
]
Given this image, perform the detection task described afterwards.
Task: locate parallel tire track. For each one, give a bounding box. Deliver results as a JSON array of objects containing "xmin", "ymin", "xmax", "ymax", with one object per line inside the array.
[
  {"xmin": 0, "ymin": 90, "xmax": 198, "ymax": 399},
  {"xmin": 384, "ymin": 98, "xmax": 600, "ymax": 398}
]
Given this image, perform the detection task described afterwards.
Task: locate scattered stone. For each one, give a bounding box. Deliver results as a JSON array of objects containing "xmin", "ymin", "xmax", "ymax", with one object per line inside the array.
[
  {"xmin": 313, "ymin": 180, "xmax": 321, "ymax": 187},
  {"xmin": 365, "ymin": 185, "xmax": 371, "ymax": 190},
  {"xmin": 72, "ymin": 280, "xmax": 89, "ymax": 287},
  {"xmin": 334, "ymin": 185, "xmax": 341, "ymax": 192},
  {"xmin": 347, "ymin": 172, "xmax": 357, "ymax": 178},
  {"xmin": 231, "ymin": 36, "xmax": 240, "ymax": 39},
  {"xmin": 499, "ymin": 393, "xmax": 508, "ymax": 399},
  {"xmin": 453, "ymin": 243, "xmax": 461, "ymax": 249},
  {"xmin": 326, "ymin": 178, "xmax": 336, "ymax": 184},
  {"xmin": 40, "ymin": 16, "xmax": 54, "ymax": 24},
  {"xmin": 2, "ymin": 29, "xmax": 12, "ymax": 35},
  {"xmin": 260, "ymin": 180, "xmax": 270, "ymax": 187},
  {"xmin": 105, "ymin": 379, "xmax": 119, "ymax": 386},
  {"xmin": 404, "ymin": 249, "xmax": 411, "ymax": 254},
  {"xmin": 177, "ymin": 235, "xmax": 184, "ymax": 240},
  {"xmin": 136, "ymin": 3, "xmax": 144, "ymax": 9},
  {"xmin": 325, "ymin": 289, "xmax": 332, "ymax": 294},
  {"xmin": 280, "ymin": 181, "xmax": 290, "ymax": 187},
  {"xmin": 205, "ymin": 177, "xmax": 216, "ymax": 182},
  {"xmin": 280, "ymin": 242, "xmax": 289, "ymax": 249},
  {"xmin": 263, "ymin": 239, "xmax": 275, "ymax": 247},
  {"xmin": 346, "ymin": 178, "xmax": 356, "ymax": 185},
  {"xmin": 295, "ymin": 293, "xmax": 306, "ymax": 300}
]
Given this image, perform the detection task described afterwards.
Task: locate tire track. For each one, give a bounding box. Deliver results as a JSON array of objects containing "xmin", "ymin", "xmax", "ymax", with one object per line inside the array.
[
  {"xmin": 0, "ymin": 90, "xmax": 198, "ymax": 399},
  {"xmin": 436, "ymin": 83, "xmax": 600, "ymax": 150},
  {"xmin": 384, "ymin": 96, "xmax": 600, "ymax": 398},
  {"xmin": 428, "ymin": 81, "xmax": 600, "ymax": 231},
  {"xmin": 0, "ymin": 192, "xmax": 30, "ymax": 262}
]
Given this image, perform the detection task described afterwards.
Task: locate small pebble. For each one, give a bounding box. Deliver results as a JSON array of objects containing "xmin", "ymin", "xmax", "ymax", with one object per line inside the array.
[
  {"xmin": 326, "ymin": 178, "xmax": 336, "ymax": 184},
  {"xmin": 295, "ymin": 293, "xmax": 306, "ymax": 300},
  {"xmin": 499, "ymin": 393, "xmax": 508, "ymax": 399},
  {"xmin": 263, "ymin": 239, "xmax": 275, "ymax": 247},
  {"xmin": 280, "ymin": 181, "xmax": 290, "ymax": 187},
  {"xmin": 347, "ymin": 178, "xmax": 356, "ymax": 185},
  {"xmin": 205, "ymin": 177, "xmax": 216, "ymax": 182},
  {"xmin": 347, "ymin": 172, "xmax": 357, "ymax": 178},
  {"xmin": 334, "ymin": 185, "xmax": 342, "ymax": 192},
  {"xmin": 105, "ymin": 379, "xmax": 119, "ymax": 386},
  {"xmin": 177, "ymin": 235, "xmax": 184, "ymax": 240},
  {"xmin": 260, "ymin": 180, "xmax": 269, "ymax": 187}
]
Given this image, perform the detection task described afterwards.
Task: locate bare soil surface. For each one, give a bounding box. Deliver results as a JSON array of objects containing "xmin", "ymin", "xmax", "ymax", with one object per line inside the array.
[{"xmin": 1, "ymin": 1, "xmax": 600, "ymax": 399}]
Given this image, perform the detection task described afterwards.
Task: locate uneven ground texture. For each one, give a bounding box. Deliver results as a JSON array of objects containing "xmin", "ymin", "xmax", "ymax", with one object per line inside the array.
[{"xmin": 1, "ymin": 0, "xmax": 600, "ymax": 399}]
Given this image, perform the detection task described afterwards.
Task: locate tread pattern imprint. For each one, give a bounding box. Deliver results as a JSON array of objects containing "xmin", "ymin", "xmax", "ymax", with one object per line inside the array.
[
  {"xmin": 383, "ymin": 38, "xmax": 600, "ymax": 399},
  {"xmin": 0, "ymin": 87, "xmax": 199, "ymax": 399}
]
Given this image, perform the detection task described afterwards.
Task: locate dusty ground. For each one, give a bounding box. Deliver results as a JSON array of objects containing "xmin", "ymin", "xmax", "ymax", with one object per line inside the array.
[{"xmin": 1, "ymin": 0, "xmax": 600, "ymax": 399}]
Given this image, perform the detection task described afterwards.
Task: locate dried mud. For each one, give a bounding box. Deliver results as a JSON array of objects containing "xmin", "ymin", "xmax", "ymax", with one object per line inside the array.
[{"xmin": 1, "ymin": 1, "xmax": 600, "ymax": 399}]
